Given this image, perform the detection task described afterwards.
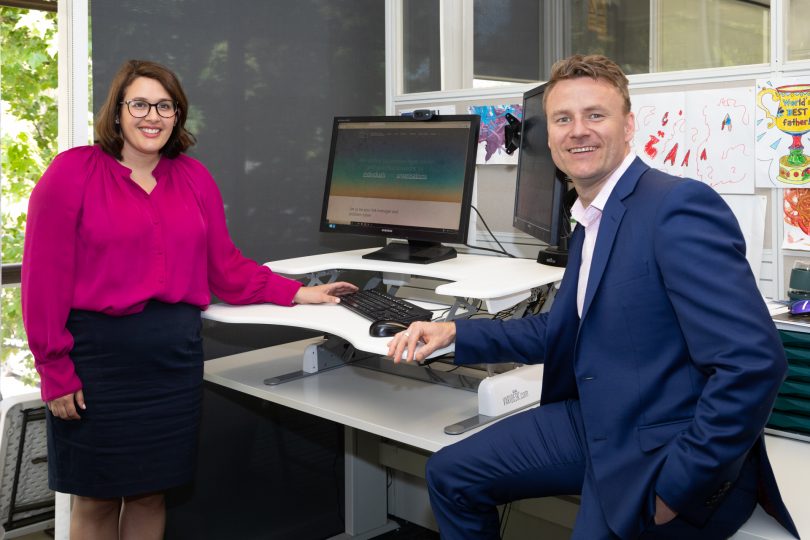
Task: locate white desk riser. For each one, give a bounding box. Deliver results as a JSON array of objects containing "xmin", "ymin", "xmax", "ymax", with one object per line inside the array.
[
  {"xmin": 204, "ymin": 247, "xmax": 565, "ymax": 357},
  {"xmin": 201, "ymin": 249, "xmax": 808, "ymax": 539}
]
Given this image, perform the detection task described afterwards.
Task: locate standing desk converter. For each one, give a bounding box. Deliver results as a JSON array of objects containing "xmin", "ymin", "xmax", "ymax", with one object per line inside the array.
[{"xmin": 202, "ymin": 248, "xmax": 563, "ymax": 539}]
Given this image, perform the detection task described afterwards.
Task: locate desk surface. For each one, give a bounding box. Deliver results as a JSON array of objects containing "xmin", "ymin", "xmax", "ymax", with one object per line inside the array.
[
  {"xmin": 203, "ymin": 301, "xmax": 455, "ymax": 358},
  {"xmin": 265, "ymin": 248, "xmax": 565, "ymax": 301},
  {"xmin": 206, "ymin": 249, "xmax": 563, "ymax": 358},
  {"xmin": 203, "ymin": 338, "xmax": 491, "ymax": 452}
]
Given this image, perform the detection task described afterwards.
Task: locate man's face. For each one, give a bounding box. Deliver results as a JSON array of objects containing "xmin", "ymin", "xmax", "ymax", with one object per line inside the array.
[{"xmin": 545, "ymin": 77, "xmax": 635, "ymax": 193}]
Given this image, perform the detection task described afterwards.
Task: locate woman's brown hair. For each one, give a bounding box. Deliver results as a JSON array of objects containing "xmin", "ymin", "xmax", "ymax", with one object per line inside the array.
[{"xmin": 95, "ymin": 59, "xmax": 196, "ymax": 159}]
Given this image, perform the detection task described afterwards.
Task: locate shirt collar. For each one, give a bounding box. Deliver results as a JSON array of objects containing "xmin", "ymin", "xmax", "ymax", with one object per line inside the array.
[{"xmin": 571, "ymin": 151, "xmax": 636, "ymax": 226}]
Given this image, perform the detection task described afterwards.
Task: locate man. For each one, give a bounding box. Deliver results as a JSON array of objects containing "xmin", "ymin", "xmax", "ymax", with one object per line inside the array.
[{"xmin": 387, "ymin": 55, "xmax": 798, "ymax": 540}]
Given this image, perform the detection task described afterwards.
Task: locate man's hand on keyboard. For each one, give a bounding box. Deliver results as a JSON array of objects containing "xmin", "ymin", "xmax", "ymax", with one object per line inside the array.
[
  {"xmin": 293, "ymin": 282, "xmax": 358, "ymax": 305},
  {"xmin": 387, "ymin": 321, "xmax": 456, "ymax": 364}
]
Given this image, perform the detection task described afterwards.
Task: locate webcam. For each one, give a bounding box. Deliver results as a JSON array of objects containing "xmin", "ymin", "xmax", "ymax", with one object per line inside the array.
[{"xmin": 412, "ymin": 109, "xmax": 436, "ymax": 121}]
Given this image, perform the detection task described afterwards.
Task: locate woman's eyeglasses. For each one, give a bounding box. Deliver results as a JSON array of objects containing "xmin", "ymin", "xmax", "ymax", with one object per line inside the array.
[{"xmin": 120, "ymin": 100, "xmax": 178, "ymax": 118}]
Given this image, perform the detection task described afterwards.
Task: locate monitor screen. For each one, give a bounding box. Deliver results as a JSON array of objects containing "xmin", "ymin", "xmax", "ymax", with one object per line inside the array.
[
  {"xmin": 320, "ymin": 115, "xmax": 480, "ymax": 264},
  {"xmin": 513, "ymin": 83, "xmax": 572, "ymax": 266}
]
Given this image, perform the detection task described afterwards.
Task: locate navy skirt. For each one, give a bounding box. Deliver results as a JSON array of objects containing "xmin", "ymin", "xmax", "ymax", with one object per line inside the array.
[{"xmin": 47, "ymin": 301, "xmax": 203, "ymax": 498}]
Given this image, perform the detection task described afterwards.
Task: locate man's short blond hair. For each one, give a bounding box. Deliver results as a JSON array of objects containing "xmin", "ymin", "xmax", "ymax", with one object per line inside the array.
[{"xmin": 544, "ymin": 54, "xmax": 631, "ymax": 114}]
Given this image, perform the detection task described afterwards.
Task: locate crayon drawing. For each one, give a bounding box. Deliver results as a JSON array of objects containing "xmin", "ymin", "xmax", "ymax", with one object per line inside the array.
[
  {"xmin": 631, "ymin": 88, "xmax": 755, "ymax": 194},
  {"xmin": 784, "ymin": 188, "xmax": 810, "ymax": 250}
]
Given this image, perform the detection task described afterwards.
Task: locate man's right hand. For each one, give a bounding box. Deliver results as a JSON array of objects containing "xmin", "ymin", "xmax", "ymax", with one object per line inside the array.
[
  {"xmin": 386, "ymin": 321, "xmax": 456, "ymax": 364},
  {"xmin": 47, "ymin": 389, "xmax": 86, "ymax": 420}
]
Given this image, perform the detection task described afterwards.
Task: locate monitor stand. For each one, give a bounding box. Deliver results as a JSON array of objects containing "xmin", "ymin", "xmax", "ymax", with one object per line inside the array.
[
  {"xmin": 536, "ymin": 228, "xmax": 570, "ymax": 267},
  {"xmin": 362, "ymin": 240, "xmax": 457, "ymax": 264},
  {"xmin": 537, "ymin": 245, "xmax": 568, "ymax": 267}
]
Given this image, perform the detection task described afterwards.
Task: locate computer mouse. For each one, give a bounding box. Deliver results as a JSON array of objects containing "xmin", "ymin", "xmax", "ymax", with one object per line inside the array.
[
  {"xmin": 369, "ymin": 319, "xmax": 410, "ymax": 338},
  {"xmin": 790, "ymin": 299, "xmax": 810, "ymax": 316}
]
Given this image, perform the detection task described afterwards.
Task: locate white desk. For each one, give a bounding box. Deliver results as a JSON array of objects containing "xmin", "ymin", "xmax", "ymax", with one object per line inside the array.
[
  {"xmin": 203, "ymin": 338, "xmax": 485, "ymax": 454},
  {"xmin": 201, "ymin": 250, "xmax": 562, "ymax": 538},
  {"xmin": 205, "ymin": 249, "xmax": 563, "ymax": 358},
  {"xmin": 203, "ymin": 339, "xmax": 492, "ymax": 539},
  {"xmin": 262, "ymin": 247, "xmax": 564, "ymax": 305}
]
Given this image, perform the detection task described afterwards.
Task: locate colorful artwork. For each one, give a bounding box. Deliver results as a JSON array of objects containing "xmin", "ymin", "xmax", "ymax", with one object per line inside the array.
[
  {"xmin": 632, "ymin": 91, "xmax": 686, "ymax": 176},
  {"xmin": 631, "ymin": 88, "xmax": 755, "ymax": 194},
  {"xmin": 756, "ymin": 78, "xmax": 810, "ymax": 187},
  {"xmin": 784, "ymin": 188, "xmax": 810, "ymax": 250},
  {"xmin": 467, "ymin": 104, "xmax": 523, "ymax": 165}
]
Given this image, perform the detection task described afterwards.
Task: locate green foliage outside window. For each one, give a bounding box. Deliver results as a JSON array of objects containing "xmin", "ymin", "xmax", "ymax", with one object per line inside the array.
[{"xmin": 1, "ymin": 6, "xmax": 58, "ymax": 387}]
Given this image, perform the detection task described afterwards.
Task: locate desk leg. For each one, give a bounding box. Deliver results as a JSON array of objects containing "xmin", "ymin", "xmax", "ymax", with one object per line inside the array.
[{"xmin": 329, "ymin": 427, "xmax": 399, "ymax": 539}]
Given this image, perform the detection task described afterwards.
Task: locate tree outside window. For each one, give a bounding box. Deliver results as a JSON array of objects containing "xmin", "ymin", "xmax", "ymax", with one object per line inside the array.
[{"xmin": 1, "ymin": 5, "xmax": 58, "ymax": 390}]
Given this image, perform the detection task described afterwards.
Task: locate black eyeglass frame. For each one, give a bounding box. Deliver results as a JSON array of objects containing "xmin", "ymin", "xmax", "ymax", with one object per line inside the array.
[{"xmin": 119, "ymin": 99, "xmax": 179, "ymax": 118}]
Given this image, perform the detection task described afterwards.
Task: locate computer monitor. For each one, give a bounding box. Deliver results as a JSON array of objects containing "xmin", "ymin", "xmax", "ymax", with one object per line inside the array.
[
  {"xmin": 319, "ymin": 115, "xmax": 480, "ymax": 264},
  {"xmin": 513, "ymin": 83, "xmax": 573, "ymax": 267}
]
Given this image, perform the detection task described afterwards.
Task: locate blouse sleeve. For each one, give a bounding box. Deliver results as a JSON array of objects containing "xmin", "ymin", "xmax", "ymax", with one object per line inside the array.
[
  {"xmin": 198, "ymin": 165, "xmax": 302, "ymax": 306},
  {"xmin": 21, "ymin": 149, "xmax": 88, "ymax": 402}
]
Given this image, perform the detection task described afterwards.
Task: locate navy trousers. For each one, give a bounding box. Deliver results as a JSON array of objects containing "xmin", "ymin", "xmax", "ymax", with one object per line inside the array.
[{"xmin": 426, "ymin": 400, "xmax": 758, "ymax": 540}]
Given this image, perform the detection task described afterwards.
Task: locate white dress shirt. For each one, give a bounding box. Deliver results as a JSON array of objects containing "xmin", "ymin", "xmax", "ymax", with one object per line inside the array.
[{"xmin": 569, "ymin": 152, "xmax": 637, "ymax": 316}]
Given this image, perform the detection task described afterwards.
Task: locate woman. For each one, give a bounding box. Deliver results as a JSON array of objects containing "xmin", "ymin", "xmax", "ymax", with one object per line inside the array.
[{"xmin": 21, "ymin": 59, "xmax": 356, "ymax": 540}]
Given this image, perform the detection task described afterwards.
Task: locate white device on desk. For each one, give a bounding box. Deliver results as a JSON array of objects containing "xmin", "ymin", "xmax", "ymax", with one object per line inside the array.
[{"xmin": 477, "ymin": 364, "xmax": 543, "ymax": 417}]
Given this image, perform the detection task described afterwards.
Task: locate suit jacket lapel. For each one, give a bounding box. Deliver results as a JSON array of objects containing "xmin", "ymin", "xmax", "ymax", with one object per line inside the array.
[{"xmin": 581, "ymin": 158, "xmax": 648, "ymax": 320}]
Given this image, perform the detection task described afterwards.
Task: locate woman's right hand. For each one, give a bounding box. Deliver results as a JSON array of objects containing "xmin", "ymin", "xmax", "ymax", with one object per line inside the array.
[{"xmin": 47, "ymin": 389, "xmax": 86, "ymax": 420}]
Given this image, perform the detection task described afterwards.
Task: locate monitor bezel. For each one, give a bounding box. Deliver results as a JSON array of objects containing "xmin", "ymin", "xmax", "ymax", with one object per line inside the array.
[{"xmin": 318, "ymin": 114, "xmax": 481, "ymax": 247}]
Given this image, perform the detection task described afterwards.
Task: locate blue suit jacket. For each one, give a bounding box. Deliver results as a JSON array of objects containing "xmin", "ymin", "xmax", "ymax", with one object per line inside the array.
[{"xmin": 455, "ymin": 158, "xmax": 798, "ymax": 538}]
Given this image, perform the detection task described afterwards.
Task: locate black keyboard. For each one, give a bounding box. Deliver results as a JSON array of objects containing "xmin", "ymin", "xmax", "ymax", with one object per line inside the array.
[{"xmin": 339, "ymin": 289, "xmax": 433, "ymax": 324}]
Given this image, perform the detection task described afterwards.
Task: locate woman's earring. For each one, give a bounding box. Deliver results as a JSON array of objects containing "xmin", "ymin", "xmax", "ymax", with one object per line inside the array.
[{"xmin": 115, "ymin": 116, "xmax": 120, "ymax": 124}]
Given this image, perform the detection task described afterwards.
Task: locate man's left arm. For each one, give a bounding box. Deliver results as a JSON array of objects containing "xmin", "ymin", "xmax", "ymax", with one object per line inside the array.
[{"xmin": 652, "ymin": 180, "xmax": 787, "ymax": 522}]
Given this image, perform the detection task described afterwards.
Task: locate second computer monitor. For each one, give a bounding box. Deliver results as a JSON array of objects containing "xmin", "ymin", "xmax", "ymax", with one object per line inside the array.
[
  {"xmin": 513, "ymin": 83, "xmax": 572, "ymax": 267},
  {"xmin": 319, "ymin": 115, "xmax": 480, "ymax": 264}
]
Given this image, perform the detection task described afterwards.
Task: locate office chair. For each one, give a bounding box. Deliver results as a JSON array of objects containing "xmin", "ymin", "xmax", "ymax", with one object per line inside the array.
[{"xmin": 0, "ymin": 391, "xmax": 54, "ymax": 539}]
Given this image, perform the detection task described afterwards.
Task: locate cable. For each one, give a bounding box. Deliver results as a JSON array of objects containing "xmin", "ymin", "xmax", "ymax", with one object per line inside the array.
[
  {"xmin": 469, "ymin": 205, "xmax": 515, "ymax": 258},
  {"xmin": 499, "ymin": 502, "xmax": 512, "ymax": 538},
  {"xmin": 463, "ymin": 242, "xmax": 515, "ymax": 257}
]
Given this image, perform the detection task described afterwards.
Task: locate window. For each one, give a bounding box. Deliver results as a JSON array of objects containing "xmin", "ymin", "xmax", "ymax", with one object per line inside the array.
[
  {"xmin": 398, "ymin": 0, "xmax": 776, "ymax": 94},
  {"xmin": 0, "ymin": 2, "xmax": 58, "ymax": 393},
  {"xmin": 474, "ymin": 0, "xmax": 543, "ymax": 86},
  {"xmin": 654, "ymin": 0, "xmax": 770, "ymax": 72},
  {"xmin": 402, "ymin": 0, "xmax": 441, "ymax": 93},
  {"xmin": 568, "ymin": 0, "xmax": 650, "ymax": 75},
  {"xmin": 786, "ymin": 0, "xmax": 810, "ymax": 61}
]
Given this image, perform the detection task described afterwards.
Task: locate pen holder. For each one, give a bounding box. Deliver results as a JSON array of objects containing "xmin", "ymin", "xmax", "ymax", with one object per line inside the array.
[{"xmin": 788, "ymin": 261, "xmax": 810, "ymax": 300}]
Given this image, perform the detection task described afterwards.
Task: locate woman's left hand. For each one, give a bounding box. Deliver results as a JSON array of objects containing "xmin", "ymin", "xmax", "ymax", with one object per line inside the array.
[{"xmin": 293, "ymin": 281, "xmax": 358, "ymax": 304}]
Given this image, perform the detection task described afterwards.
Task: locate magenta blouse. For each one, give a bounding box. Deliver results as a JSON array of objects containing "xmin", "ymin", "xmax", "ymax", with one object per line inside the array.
[{"xmin": 22, "ymin": 145, "xmax": 302, "ymax": 401}]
